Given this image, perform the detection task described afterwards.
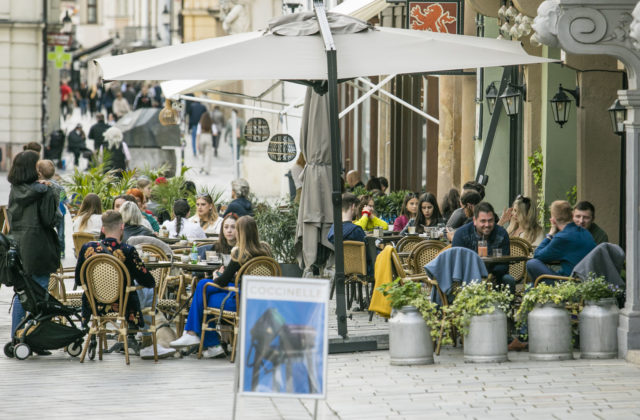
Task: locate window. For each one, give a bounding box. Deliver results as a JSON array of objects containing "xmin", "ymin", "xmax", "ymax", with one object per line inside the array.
[{"xmin": 87, "ymin": 0, "xmax": 98, "ymax": 24}]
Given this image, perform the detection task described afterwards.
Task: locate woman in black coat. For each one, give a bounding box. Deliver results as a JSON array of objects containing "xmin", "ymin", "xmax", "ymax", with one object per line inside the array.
[{"xmin": 8, "ymin": 150, "xmax": 61, "ymax": 343}]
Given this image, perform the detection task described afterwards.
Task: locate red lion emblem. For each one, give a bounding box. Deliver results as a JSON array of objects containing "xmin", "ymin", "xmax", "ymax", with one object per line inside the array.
[{"xmin": 410, "ymin": 3, "xmax": 457, "ymax": 33}]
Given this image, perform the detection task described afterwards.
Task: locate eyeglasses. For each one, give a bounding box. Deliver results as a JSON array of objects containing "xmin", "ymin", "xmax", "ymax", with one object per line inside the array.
[
  {"xmin": 196, "ymin": 193, "xmax": 211, "ymax": 199},
  {"xmin": 515, "ymin": 194, "xmax": 532, "ymax": 210}
]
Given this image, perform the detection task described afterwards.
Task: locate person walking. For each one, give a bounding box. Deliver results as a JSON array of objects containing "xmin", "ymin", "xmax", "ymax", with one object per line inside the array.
[
  {"xmin": 67, "ymin": 123, "xmax": 87, "ymax": 168},
  {"xmin": 186, "ymin": 99, "xmax": 207, "ymax": 157},
  {"xmin": 7, "ymin": 151, "xmax": 61, "ymax": 350},
  {"xmin": 101, "ymin": 126, "xmax": 130, "ymax": 175},
  {"xmin": 88, "ymin": 113, "xmax": 109, "ymax": 152},
  {"xmin": 211, "ymin": 106, "xmax": 225, "ymax": 157},
  {"xmin": 197, "ymin": 110, "xmax": 214, "ymax": 174}
]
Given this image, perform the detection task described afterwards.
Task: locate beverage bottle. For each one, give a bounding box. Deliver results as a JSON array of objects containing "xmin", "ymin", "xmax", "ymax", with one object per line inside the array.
[{"xmin": 190, "ymin": 243, "xmax": 198, "ymax": 264}]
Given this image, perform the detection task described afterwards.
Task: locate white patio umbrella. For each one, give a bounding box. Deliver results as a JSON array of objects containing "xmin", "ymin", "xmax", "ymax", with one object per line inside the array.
[
  {"xmin": 97, "ymin": 15, "xmax": 552, "ymax": 83},
  {"xmin": 95, "ymin": 9, "xmax": 554, "ymax": 339}
]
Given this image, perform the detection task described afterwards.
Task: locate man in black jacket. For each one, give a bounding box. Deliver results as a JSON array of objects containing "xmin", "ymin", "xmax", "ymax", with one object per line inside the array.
[{"xmin": 88, "ymin": 113, "xmax": 109, "ymax": 152}]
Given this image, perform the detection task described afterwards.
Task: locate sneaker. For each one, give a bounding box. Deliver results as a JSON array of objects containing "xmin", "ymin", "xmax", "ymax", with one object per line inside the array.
[
  {"xmin": 169, "ymin": 332, "xmax": 200, "ymax": 348},
  {"xmin": 201, "ymin": 345, "xmax": 225, "ymax": 359},
  {"xmin": 140, "ymin": 345, "xmax": 176, "ymax": 360}
]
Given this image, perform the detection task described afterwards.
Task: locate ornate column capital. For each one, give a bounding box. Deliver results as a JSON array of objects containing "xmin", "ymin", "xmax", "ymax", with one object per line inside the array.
[{"xmin": 533, "ymin": 0, "xmax": 640, "ymax": 88}]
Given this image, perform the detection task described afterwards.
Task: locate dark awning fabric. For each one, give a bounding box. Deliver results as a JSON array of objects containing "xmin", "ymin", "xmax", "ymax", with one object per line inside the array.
[
  {"xmin": 73, "ymin": 38, "xmax": 114, "ymax": 61},
  {"xmin": 115, "ymin": 108, "xmax": 181, "ymax": 148}
]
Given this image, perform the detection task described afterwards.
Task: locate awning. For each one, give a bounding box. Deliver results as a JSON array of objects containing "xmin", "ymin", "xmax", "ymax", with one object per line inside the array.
[{"xmin": 73, "ymin": 38, "xmax": 114, "ymax": 62}]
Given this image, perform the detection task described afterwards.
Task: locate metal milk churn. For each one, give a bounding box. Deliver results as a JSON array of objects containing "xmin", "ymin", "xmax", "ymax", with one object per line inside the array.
[
  {"xmin": 389, "ymin": 306, "xmax": 434, "ymax": 365},
  {"xmin": 464, "ymin": 308, "xmax": 508, "ymax": 363},
  {"xmin": 528, "ymin": 302, "xmax": 573, "ymax": 361},
  {"xmin": 579, "ymin": 298, "xmax": 619, "ymax": 359}
]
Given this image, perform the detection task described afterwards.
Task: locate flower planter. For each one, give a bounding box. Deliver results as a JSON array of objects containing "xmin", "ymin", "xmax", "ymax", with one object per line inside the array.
[
  {"xmin": 579, "ymin": 298, "xmax": 619, "ymax": 359},
  {"xmin": 528, "ymin": 302, "xmax": 573, "ymax": 361},
  {"xmin": 389, "ymin": 306, "xmax": 434, "ymax": 365},
  {"xmin": 463, "ymin": 308, "xmax": 508, "ymax": 363}
]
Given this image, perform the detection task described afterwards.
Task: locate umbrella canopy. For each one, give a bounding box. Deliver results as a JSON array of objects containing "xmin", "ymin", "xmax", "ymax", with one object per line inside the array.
[
  {"xmin": 96, "ymin": 13, "xmax": 554, "ymax": 82},
  {"xmin": 115, "ymin": 108, "xmax": 181, "ymax": 148}
]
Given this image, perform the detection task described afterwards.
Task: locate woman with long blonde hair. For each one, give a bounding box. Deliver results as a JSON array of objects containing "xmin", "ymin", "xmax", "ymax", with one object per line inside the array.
[
  {"xmin": 72, "ymin": 193, "xmax": 103, "ymax": 234},
  {"xmin": 499, "ymin": 195, "xmax": 544, "ymax": 246},
  {"xmin": 170, "ymin": 216, "xmax": 271, "ymax": 358}
]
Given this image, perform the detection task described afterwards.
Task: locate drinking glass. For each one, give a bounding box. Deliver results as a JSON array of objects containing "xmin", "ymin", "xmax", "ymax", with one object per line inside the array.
[
  {"xmin": 477, "ymin": 240, "xmax": 488, "ymax": 257},
  {"xmin": 408, "ymin": 226, "xmax": 416, "ymax": 234},
  {"xmin": 493, "ymin": 248, "xmax": 503, "ymax": 257}
]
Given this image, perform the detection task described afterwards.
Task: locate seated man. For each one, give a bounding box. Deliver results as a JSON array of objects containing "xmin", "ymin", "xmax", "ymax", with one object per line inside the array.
[
  {"xmin": 573, "ymin": 201, "xmax": 609, "ymax": 244},
  {"xmin": 452, "ymin": 201, "xmax": 515, "ymax": 294},
  {"xmin": 526, "ymin": 200, "xmax": 596, "ymax": 283},
  {"xmin": 75, "ymin": 210, "xmax": 156, "ymax": 329},
  {"xmin": 446, "ymin": 181, "xmax": 485, "ymax": 228},
  {"xmin": 446, "ymin": 190, "xmax": 482, "ymax": 240},
  {"xmin": 327, "ymin": 193, "xmax": 371, "ymax": 275}
]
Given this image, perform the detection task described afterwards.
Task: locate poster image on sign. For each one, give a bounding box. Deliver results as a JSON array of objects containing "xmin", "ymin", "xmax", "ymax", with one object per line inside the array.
[
  {"xmin": 409, "ymin": 2, "xmax": 460, "ymax": 34},
  {"xmin": 239, "ymin": 276, "xmax": 328, "ymax": 399}
]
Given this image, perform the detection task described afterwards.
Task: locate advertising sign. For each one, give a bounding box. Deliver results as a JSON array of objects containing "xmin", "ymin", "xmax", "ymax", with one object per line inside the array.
[
  {"xmin": 239, "ymin": 276, "xmax": 329, "ymax": 399},
  {"xmin": 408, "ymin": 1, "xmax": 462, "ymax": 34}
]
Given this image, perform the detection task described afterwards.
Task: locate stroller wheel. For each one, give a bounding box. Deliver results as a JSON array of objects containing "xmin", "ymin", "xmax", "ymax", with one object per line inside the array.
[
  {"xmin": 4, "ymin": 342, "xmax": 15, "ymax": 358},
  {"xmin": 66, "ymin": 341, "xmax": 83, "ymax": 357},
  {"xmin": 14, "ymin": 343, "xmax": 31, "ymax": 360}
]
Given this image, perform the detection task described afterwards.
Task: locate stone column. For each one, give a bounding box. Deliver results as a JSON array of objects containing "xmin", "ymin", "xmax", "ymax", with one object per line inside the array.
[
  {"xmin": 437, "ymin": 76, "xmax": 461, "ymax": 194},
  {"xmin": 618, "ymin": 89, "xmax": 640, "ymax": 356}
]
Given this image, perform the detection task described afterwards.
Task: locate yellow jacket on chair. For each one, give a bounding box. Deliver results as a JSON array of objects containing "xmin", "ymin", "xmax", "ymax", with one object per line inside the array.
[{"xmin": 368, "ymin": 245, "xmax": 394, "ymax": 318}]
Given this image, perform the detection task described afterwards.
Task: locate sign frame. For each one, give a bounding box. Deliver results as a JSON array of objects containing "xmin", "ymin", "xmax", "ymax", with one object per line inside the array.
[{"xmin": 237, "ymin": 275, "xmax": 329, "ymax": 400}]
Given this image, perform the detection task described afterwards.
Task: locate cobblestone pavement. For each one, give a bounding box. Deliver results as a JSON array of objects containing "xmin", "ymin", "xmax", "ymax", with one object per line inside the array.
[{"xmin": 1, "ymin": 284, "xmax": 640, "ymax": 420}]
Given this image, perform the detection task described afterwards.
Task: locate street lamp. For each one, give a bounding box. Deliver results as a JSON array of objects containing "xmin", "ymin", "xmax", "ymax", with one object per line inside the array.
[
  {"xmin": 550, "ymin": 83, "xmax": 580, "ymax": 128},
  {"xmin": 608, "ymin": 99, "xmax": 626, "ymax": 135},
  {"xmin": 500, "ymin": 83, "xmax": 526, "ymax": 116},
  {"xmin": 61, "ymin": 11, "xmax": 73, "ymax": 34},
  {"xmin": 485, "ymin": 81, "xmax": 498, "ymax": 115}
]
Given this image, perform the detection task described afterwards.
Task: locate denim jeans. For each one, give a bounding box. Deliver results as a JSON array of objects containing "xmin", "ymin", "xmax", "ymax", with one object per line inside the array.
[
  {"xmin": 57, "ymin": 217, "xmax": 65, "ymax": 255},
  {"xmin": 184, "ymin": 278, "xmax": 236, "ymax": 348},
  {"xmin": 526, "ymin": 259, "xmax": 557, "ymax": 285},
  {"xmin": 191, "ymin": 126, "xmax": 198, "ymax": 157},
  {"xmin": 11, "ymin": 274, "xmax": 50, "ymax": 336}
]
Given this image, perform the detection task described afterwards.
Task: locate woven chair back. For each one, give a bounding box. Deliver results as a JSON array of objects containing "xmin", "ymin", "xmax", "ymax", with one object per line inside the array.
[
  {"xmin": 509, "ymin": 237, "xmax": 533, "ymax": 282},
  {"xmin": 82, "ymin": 254, "xmax": 129, "ymax": 305},
  {"xmin": 396, "ymin": 236, "xmax": 423, "ymax": 253},
  {"xmin": 343, "ymin": 241, "xmax": 367, "ymax": 276},
  {"xmin": 73, "ymin": 232, "xmax": 96, "ymax": 258},
  {"xmin": 411, "ymin": 240, "xmax": 447, "ymax": 273}
]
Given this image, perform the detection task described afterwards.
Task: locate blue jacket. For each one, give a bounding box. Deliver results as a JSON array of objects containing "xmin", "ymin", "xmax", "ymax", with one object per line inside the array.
[
  {"xmin": 327, "ymin": 222, "xmax": 366, "ymax": 244},
  {"xmin": 425, "ymin": 247, "xmax": 488, "ymax": 305},
  {"xmin": 452, "ymin": 222, "xmax": 510, "ymax": 278},
  {"xmin": 533, "ymin": 222, "xmax": 596, "ymax": 276}
]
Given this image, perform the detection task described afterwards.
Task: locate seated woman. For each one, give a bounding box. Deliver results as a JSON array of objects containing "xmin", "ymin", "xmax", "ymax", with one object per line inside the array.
[
  {"xmin": 197, "ymin": 213, "xmax": 238, "ymax": 261},
  {"xmin": 498, "ymin": 194, "xmax": 544, "ymax": 246},
  {"xmin": 170, "ymin": 216, "xmax": 272, "ymax": 358},
  {"xmin": 190, "ymin": 193, "xmax": 222, "ymax": 236},
  {"xmin": 402, "ymin": 192, "xmax": 444, "ymax": 235},
  {"xmin": 127, "ymin": 187, "xmax": 159, "ymax": 232},
  {"xmin": 353, "ymin": 195, "xmax": 388, "ymax": 232},
  {"xmin": 72, "ymin": 193, "xmax": 103, "ymax": 235},
  {"xmin": 119, "ymin": 201, "xmax": 155, "ymax": 243},
  {"xmin": 393, "ymin": 192, "xmax": 418, "ymax": 232},
  {"xmin": 440, "ymin": 188, "xmax": 460, "ymax": 223},
  {"xmin": 162, "ymin": 199, "xmax": 206, "ymax": 240}
]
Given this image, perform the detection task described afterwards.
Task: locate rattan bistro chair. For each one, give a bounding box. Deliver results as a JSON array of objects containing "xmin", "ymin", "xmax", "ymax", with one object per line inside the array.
[
  {"xmin": 198, "ymin": 256, "xmax": 281, "ymax": 362},
  {"xmin": 509, "ymin": 237, "xmax": 533, "ymax": 284},
  {"xmin": 79, "ymin": 254, "xmax": 159, "ymax": 364},
  {"xmin": 72, "ymin": 232, "xmax": 97, "ymax": 258},
  {"xmin": 343, "ymin": 240, "xmax": 372, "ymax": 310},
  {"xmin": 408, "ymin": 240, "xmax": 448, "ymax": 275}
]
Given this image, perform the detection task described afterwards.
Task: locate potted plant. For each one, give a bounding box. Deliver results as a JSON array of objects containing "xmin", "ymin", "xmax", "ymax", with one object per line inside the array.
[
  {"xmin": 578, "ymin": 274, "xmax": 623, "ymax": 359},
  {"xmin": 379, "ymin": 278, "xmax": 441, "ymax": 365},
  {"xmin": 254, "ymin": 201, "xmax": 302, "ymax": 277},
  {"xmin": 446, "ymin": 281, "xmax": 512, "ymax": 363},
  {"xmin": 516, "ymin": 281, "xmax": 580, "ymax": 361}
]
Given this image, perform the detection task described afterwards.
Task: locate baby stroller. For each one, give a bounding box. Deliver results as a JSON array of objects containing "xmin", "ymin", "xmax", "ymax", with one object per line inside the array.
[{"xmin": 0, "ymin": 233, "xmax": 85, "ymax": 360}]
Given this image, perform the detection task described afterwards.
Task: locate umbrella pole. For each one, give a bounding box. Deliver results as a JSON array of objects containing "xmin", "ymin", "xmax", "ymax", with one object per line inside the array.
[{"xmin": 316, "ymin": 2, "xmax": 348, "ymax": 338}]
